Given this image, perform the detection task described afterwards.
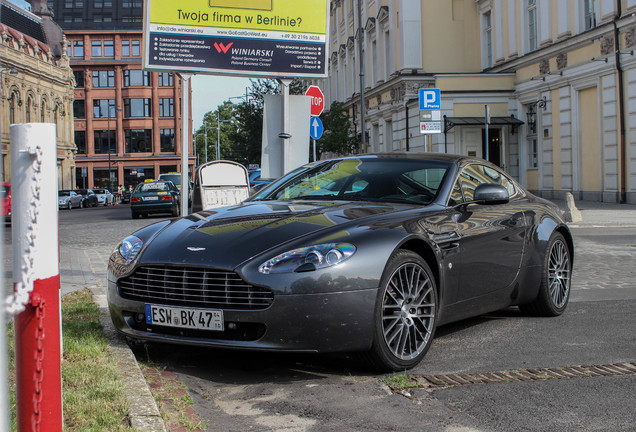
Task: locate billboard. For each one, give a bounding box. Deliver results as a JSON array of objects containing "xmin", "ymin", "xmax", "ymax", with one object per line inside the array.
[{"xmin": 143, "ymin": 0, "xmax": 329, "ymax": 78}]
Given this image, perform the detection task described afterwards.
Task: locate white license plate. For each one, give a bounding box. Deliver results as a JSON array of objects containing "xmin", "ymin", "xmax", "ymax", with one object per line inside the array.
[
  {"xmin": 145, "ymin": 304, "xmax": 224, "ymax": 331},
  {"xmin": 144, "ymin": 196, "xmax": 159, "ymax": 201}
]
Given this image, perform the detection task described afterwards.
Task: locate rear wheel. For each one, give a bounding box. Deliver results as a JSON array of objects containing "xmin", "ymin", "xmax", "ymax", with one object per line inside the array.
[
  {"xmin": 520, "ymin": 232, "xmax": 571, "ymax": 316},
  {"xmin": 364, "ymin": 250, "xmax": 437, "ymax": 371},
  {"xmin": 131, "ymin": 211, "xmax": 139, "ymax": 219}
]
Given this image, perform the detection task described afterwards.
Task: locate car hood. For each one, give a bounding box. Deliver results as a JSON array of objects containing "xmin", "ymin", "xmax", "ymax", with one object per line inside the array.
[{"xmin": 137, "ymin": 200, "xmax": 423, "ymax": 269}]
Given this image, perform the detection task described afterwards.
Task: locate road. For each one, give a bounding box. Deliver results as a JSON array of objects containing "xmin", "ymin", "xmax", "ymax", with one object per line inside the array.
[{"xmin": 6, "ymin": 205, "xmax": 636, "ymax": 431}]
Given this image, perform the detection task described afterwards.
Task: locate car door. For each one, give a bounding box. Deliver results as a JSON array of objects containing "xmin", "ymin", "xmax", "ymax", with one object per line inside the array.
[{"xmin": 453, "ymin": 163, "xmax": 527, "ymax": 302}]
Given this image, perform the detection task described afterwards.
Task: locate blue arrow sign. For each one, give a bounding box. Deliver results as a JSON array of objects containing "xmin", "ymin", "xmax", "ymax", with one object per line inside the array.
[{"xmin": 310, "ymin": 116, "xmax": 324, "ymax": 140}]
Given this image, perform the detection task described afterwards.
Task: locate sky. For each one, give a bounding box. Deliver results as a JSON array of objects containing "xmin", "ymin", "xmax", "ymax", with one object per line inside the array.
[
  {"xmin": 6, "ymin": 0, "xmax": 251, "ymax": 129},
  {"xmin": 190, "ymin": 75, "xmax": 252, "ymax": 129}
]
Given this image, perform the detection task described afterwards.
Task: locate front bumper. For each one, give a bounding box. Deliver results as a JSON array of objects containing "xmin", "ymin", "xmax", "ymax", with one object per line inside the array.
[{"xmin": 107, "ymin": 278, "xmax": 377, "ymax": 353}]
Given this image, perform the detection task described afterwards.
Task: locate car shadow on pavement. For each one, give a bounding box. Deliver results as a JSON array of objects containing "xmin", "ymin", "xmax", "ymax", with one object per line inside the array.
[
  {"xmin": 131, "ymin": 340, "xmax": 374, "ymax": 385},
  {"xmin": 129, "ymin": 307, "xmax": 529, "ymax": 384}
]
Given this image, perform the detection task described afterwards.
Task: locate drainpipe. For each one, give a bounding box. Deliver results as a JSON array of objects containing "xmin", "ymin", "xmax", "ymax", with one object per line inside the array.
[
  {"xmin": 613, "ymin": 7, "xmax": 627, "ymax": 203},
  {"xmin": 357, "ymin": 0, "xmax": 366, "ymax": 152}
]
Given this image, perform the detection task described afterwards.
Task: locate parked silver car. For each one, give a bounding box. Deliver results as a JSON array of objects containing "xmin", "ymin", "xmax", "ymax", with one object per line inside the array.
[{"xmin": 58, "ymin": 190, "xmax": 83, "ymax": 210}]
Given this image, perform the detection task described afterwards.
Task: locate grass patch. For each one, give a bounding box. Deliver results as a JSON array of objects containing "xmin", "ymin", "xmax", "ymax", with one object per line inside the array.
[
  {"xmin": 383, "ymin": 372, "xmax": 420, "ymax": 390},
  {"xmin": 7, "ymin": 289, "xmax": 135, "ymax": 431}
]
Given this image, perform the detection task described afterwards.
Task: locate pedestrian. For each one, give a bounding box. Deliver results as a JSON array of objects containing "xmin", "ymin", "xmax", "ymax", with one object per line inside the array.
[{"xmin": 117, "ymin": 185, "xmax": 123, "ymax": 204}]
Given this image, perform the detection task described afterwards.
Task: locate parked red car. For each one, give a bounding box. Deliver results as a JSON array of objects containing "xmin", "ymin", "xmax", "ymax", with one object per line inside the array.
[{"xmin": 2, "ymin": 182, "xmax": 11, "ymax": 223}]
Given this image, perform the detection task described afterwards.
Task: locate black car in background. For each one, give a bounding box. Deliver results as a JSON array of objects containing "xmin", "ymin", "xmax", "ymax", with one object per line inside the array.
[
  {"xmin": 76, "ymin": 188, "xmax": 98, "ymax": 208},
  {"xmin": 108, "ymin": 154, "xmax": 573, "ymax": 371}
]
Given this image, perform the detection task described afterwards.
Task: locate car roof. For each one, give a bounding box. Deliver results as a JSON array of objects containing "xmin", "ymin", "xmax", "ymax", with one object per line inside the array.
[{"xmin": 334, "ymin": 153, "xmax": 471, "ymax": 163}]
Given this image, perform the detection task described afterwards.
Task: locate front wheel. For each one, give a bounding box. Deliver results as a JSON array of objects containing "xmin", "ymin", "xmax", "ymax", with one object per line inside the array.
[
  {"xmin": 520, "ymin": 232, "xmax": 571, "ymax": 316},
  {"xmin": 68, "ymin": 202, "xmax": 72, "ymax": 210},
  {"xmin": 364, "ymin": 250, "xmax": 438, "ymax": 371}
]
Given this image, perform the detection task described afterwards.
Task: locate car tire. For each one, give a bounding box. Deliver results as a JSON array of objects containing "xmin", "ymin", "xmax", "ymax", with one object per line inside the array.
[
  {"xmin": 519, "ymin": 232, "xmax": 571, "ymax": 317},
  {"xmin": 171, "ymin": 206, "xmax": 179, "ymax": 217},
  {"xmin": 67, "ymin": 201, "xmax": 72, "ymax": 210},
  {"xmin": 364, "ymin": 250, "xmax": 438, "ymax": 371},
  {"xmin": 131, "ymin": 211, "xmax": 140, "ymax": 219}
]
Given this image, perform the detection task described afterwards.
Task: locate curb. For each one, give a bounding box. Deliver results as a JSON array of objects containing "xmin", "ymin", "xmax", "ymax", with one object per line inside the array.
[{"xmin": 91, "ymin": 288, "xmax": 166, "ymax": 432}]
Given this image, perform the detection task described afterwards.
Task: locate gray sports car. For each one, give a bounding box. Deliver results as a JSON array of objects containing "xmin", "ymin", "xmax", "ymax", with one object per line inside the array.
[{"xmin": 107, "ymin": 154, "xmax": 573, "ymax": 371}]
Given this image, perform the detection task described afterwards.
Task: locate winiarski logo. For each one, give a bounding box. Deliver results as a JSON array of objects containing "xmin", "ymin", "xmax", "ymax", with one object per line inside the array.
[{"xmin": 214, "ymin": 42, "xmax": 233, "ymax": 53}]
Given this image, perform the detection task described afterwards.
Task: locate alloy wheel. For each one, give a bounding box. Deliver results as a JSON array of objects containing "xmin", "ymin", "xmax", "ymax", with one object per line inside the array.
[
  {"xmin": 548, "ymin": 239, "xmax": 570, "ymax": 308},
  {"xmin": 381, "ymin": 262, "xmax": 436, "ymax": 361}
]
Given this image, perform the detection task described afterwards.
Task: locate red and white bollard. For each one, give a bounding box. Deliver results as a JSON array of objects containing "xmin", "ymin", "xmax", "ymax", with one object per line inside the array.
[{"xmin": 10, "ymin": 124, "xmax": 62, "ymax": 432}]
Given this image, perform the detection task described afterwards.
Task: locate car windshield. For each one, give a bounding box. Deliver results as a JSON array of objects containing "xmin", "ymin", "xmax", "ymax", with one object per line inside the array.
[
  {"xmin": 251, "ymin": 158, "xmax": 451, "ymax": 205},
  {"xmin": 159, "ymin": 174, "xmax": 181, "ymax": 186},
  {"xmin": 76, "ymin": 189, "xmax": 89, "ymax": 194},
  {"xmin": 59, "ymin": 191, "xmax": 73, "ymax": 197},
  {"xmin": 136, "ymin": 182, "xmax": 172, "ymax": 193},
  {"xmin": 94, "ymin": 189, "xmax": 106, "ymax": 194}
]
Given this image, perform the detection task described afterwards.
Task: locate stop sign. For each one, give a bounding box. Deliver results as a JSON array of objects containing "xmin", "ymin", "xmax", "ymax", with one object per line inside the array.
[{"xmin": 305, "ymin": 85, "xmax": 325, "ymax": 116}]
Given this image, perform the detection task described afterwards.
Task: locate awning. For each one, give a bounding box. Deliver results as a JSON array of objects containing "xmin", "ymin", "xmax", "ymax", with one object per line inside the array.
[{"xmin": 444, "ymin": 116, "xmax": 524, "ymax": 133}]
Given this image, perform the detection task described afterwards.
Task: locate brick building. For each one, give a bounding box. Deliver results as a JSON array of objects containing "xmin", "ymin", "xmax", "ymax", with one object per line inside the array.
[{"xmin": 47, "ymin": 0, "xmax": 194, "ymax": 190}]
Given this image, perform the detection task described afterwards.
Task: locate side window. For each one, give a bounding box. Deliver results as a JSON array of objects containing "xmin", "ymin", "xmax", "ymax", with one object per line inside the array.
[
  {"xmin": 449, "ymin": 180, "xmax": 464, "ymax": 205},
  {"xmin": 458, "ymin": 165, "xmax": 483, "ymax": 202},
  {"xmin": 482, "ymin": 166, "xmax": 517, "ymax": 197},
  {"xmin": 459, "ymin": 164, "xmax": 517, "ymax": 201}
]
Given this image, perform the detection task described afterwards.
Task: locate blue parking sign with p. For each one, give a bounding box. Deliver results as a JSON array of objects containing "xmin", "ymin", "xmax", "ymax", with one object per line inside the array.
[{"xmin": 419, "ymin": 88, "xmax": 441, "ymax": 110}]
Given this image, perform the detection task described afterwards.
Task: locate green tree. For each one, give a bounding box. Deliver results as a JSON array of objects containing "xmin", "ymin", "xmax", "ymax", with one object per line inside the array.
[
  {"xmin": 194, "ymin": 102, "xmax": 237, "ymax": 164},
  {"xmin": 317, "ymin": 101, "xmax": 360, "ymax": 160},
  {"xmin": 194, "ymin": 78, "xmax": 306, "ymax": 167}
]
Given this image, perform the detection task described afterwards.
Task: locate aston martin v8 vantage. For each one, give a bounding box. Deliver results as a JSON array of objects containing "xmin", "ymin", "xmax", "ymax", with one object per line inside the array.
[{"xmin": 107, "ymin": 154, "xmax": 573, "ymax": 371}]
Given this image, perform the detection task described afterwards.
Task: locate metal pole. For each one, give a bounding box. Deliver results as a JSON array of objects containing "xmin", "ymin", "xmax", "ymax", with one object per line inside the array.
[
  {"xmin": 107, "ymin": 107, "xmax": 111, "ymax": 191},
  {"xmin": 12, "ymin": 124, "xmax": 63, "ymax": 432},
  {"xmin": 279, "ymin": 78, "xmax": 292, "ymax": 173},
  {"xmin": 312, "ymin": 138, "xmax": 317, "ymax": 162},
  {"xmin": 357, "ymin": 0, "xmax": 366, "ymax": 151},
  {"xmin": 217, "ymin": 111, "xmax": 220, "ymax": 160},
  {"xmin": 204, "ymin": 125, "xmax": 208, "ymax": 164},
  {"xmin": 178, "ymin": 73, "xmax": 191, "ymax": 216},
  {"xmin": 485, "ymin": 105, "xmax": 490, "ymax": 161}
]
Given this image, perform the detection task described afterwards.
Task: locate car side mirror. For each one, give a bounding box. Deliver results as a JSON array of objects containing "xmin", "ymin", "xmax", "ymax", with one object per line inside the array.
[{"xmin": 474, "ymin": 183, "xmax": 509, "ymax": 205}]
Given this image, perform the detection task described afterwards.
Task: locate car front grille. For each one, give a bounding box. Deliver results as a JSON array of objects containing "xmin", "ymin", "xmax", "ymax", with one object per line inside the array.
[{"xmin": 118, "ymin": 265, "xmax": 273, "ymax": 310}]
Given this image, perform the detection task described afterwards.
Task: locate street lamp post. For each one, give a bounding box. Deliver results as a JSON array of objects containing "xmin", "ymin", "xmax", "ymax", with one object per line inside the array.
[{"xmin": 106, "ymin": 104, "xmax": 121, "ymax": 192}]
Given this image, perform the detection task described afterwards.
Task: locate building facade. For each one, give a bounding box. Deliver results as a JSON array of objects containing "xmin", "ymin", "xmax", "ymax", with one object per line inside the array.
[
  {"xmin": 1, "ymin": 0, "xmax": 75, "ymax": 188},
  {"xmin": 50, "ymin": 0, "xmax": 193, "ymax": 190},
  {"xmin": 322, "ymin": 0, "xmax": 636, "ymax": 204}
]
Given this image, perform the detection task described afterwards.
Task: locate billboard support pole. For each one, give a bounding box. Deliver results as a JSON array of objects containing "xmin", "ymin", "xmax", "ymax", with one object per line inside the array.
[
  {"xmin": 178, "ymin": 73, "xmax": 191, "ymax": 216},
  {"xmin": 279, "ymin": 79, "xmax": 292, "ymax": 173}
]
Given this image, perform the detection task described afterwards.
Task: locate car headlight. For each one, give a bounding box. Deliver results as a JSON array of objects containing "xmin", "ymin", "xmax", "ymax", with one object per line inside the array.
[
  {"xmin": 111, "ymin": 235, "xmax": 144, "ymax": 265},
  {"xmin": 59, "ymin": 197, "xmax": 68, "ymax": 203},
  {"xmin": 258, "ymin": 243, "xmax": 356, "ymax": 274}
]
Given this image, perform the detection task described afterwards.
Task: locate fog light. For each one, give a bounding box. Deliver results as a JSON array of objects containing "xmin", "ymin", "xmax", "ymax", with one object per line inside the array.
[
  {"xmin": 228, "ymin": 322, "xmax": 237, "ymax": 330},
  {"xmin": 136, "ymin": 313, "xmax": 145, "ymax": 323}
]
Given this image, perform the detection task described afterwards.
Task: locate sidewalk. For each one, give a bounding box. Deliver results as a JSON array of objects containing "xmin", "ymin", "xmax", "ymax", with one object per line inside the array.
[
  {"xmin": 61, "ymin": 247, "xmax": 167, "ymax": 432},
  {"xmin": 550, "ymin": 198, "xmax": 636, "ymax": 227}
]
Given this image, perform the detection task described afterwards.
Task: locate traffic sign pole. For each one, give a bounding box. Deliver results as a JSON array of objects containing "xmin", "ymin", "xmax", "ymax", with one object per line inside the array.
[{"xmin": 312, "ymin": 138, "xmax": 317, "ymax": 162}]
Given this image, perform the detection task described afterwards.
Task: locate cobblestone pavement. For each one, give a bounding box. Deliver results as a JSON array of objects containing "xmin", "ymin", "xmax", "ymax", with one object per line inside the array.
[{"xmin": 569, "ymin": 228, "xmax": 636, "ymax": 302}]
